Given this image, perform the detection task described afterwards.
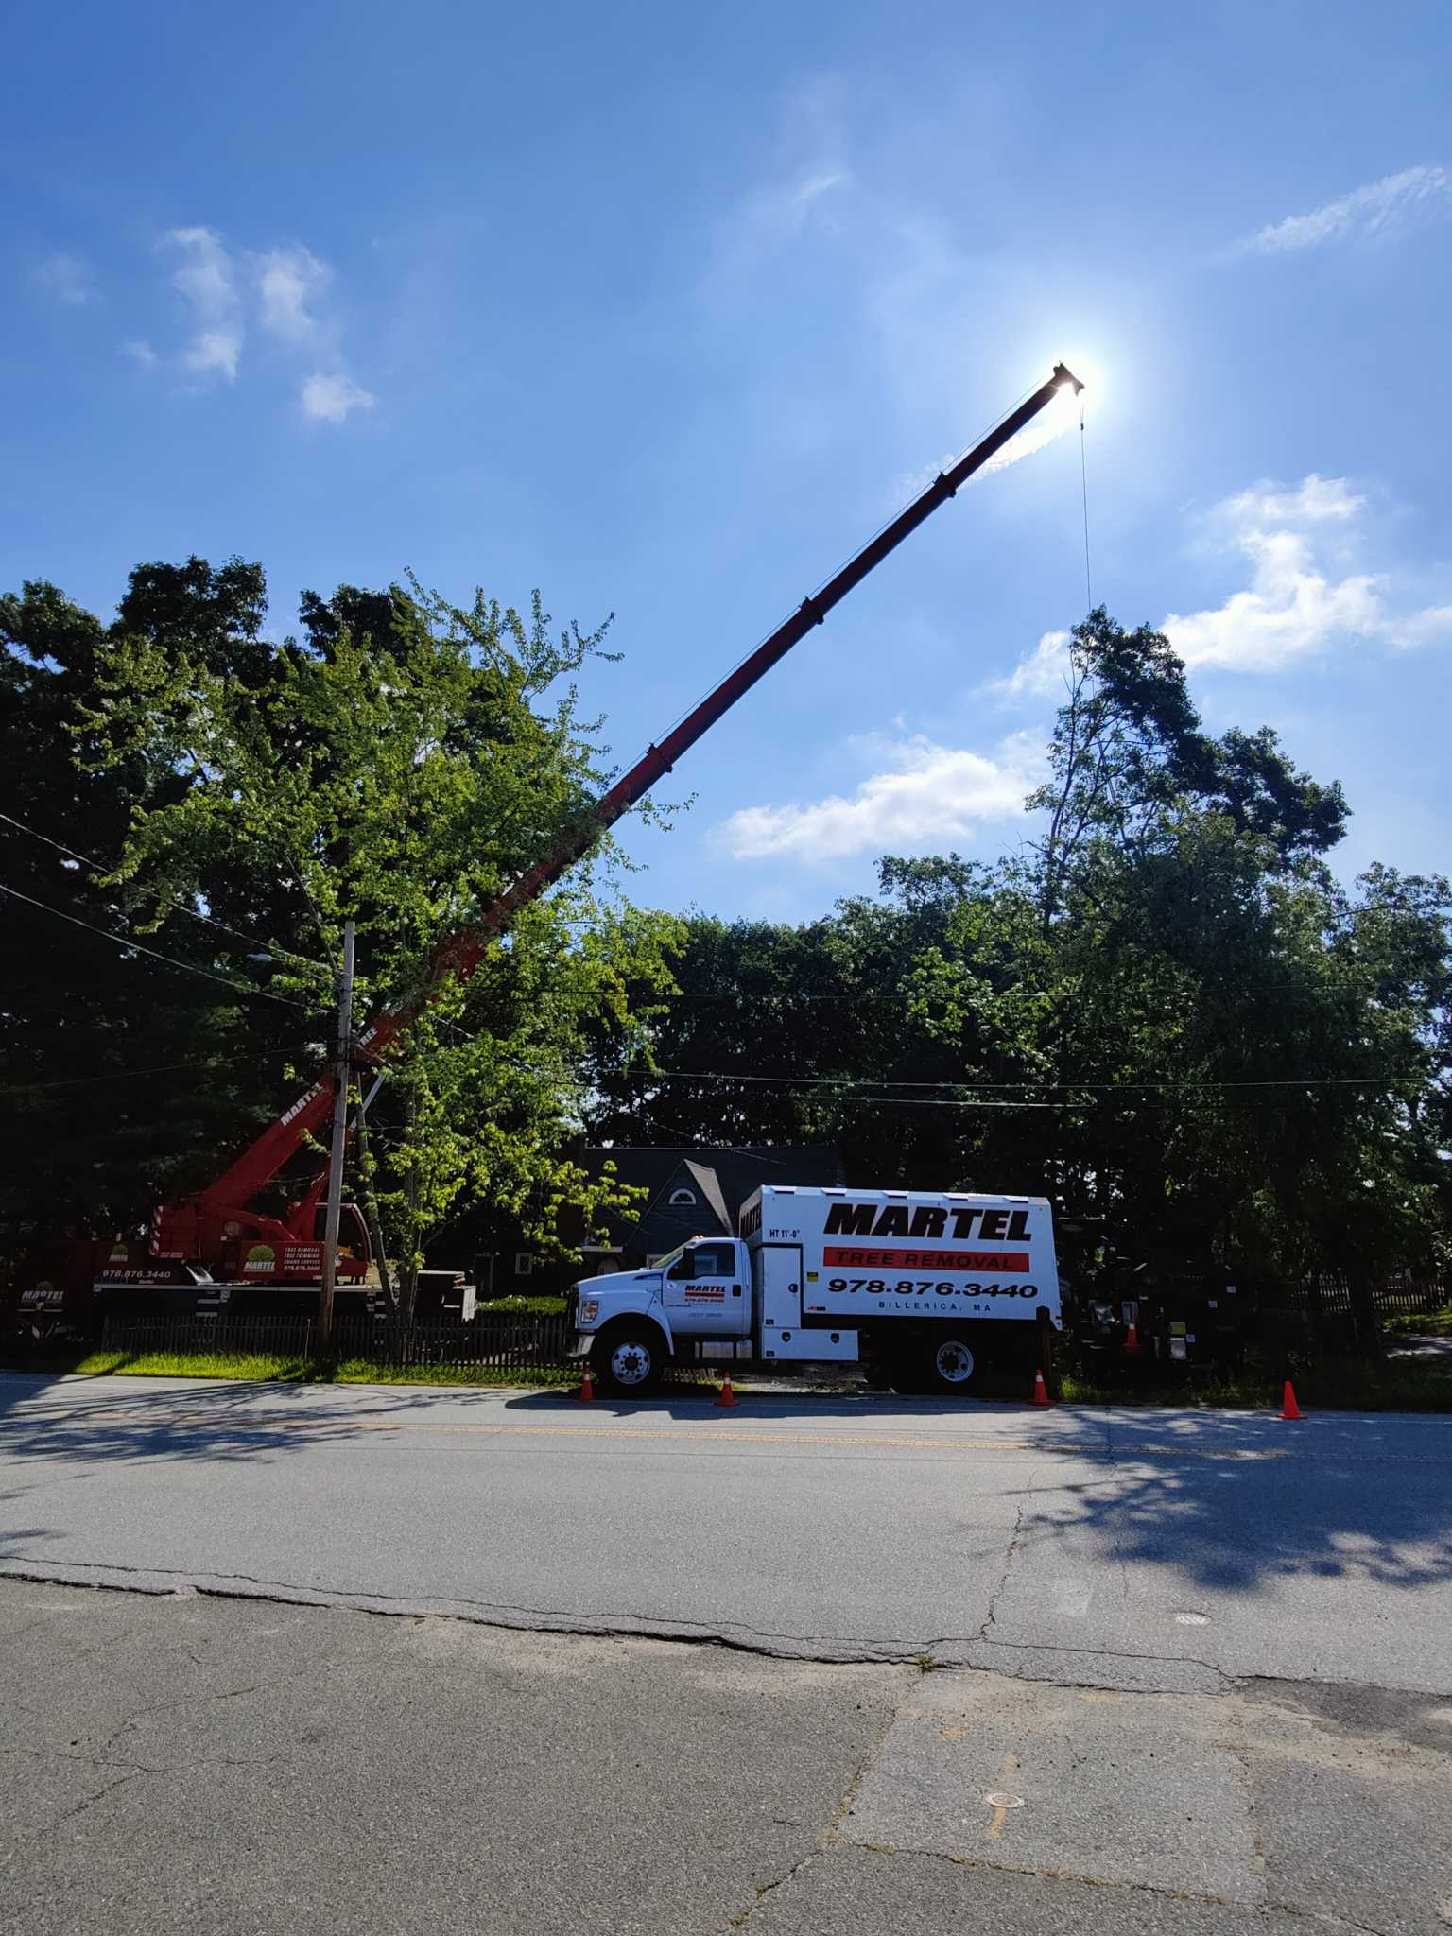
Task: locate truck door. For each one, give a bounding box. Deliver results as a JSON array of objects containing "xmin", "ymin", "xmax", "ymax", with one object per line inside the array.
[{"xmin": 662, "ymin": 1239, "xmax": 751, "ymax": 1338}]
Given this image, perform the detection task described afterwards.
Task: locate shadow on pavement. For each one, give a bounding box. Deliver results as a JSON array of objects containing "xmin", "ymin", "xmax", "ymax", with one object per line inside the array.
[
  {"xmin": 0, "ymin": 1370, "xmax": 392, "ymax": 1469},
  {"xmin": 3, "ymin": 1369, "xmax": 1449, "ymax": 1603},
  {"xmin": 998, "ymin": 1404, "xmax": 1452, "ymax": 1597}
]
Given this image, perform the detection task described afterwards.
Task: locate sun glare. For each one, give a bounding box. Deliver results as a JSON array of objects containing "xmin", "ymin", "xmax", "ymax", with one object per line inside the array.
[
  {"xmin": 1058, "ymin": 351, "xmax": 1105, "ymax": 406},
  {"xmin": 971, "ymin": 349, "xmax": 1107, "ymax": 478}
]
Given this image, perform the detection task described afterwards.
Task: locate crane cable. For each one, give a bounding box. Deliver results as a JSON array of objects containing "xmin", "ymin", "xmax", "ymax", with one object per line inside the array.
[{"xmin": 1079, "ymin": 393, "xmax": 1093, "ymax": 613}]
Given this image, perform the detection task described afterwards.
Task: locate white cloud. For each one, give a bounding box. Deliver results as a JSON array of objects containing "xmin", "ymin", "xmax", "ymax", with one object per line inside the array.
[
  {"xmin": 787, "ymin": 169, "xmax": 849, "ymax": 216},
  {"xmin": 1165, "ymin": 543, "xmax": 1381, "ymax": 671},
  {"xmin": 300, "ymin": 371, "xmax": 375, "ymax": 424},
  {"xmin": 986, "ymin": 475, "xmax": 1452, "ymax": 693},
  {"xmin": 1219, "ymin": 475, "xmax": 1363, "ymax": 525},
  {"xmin": 1394, "ymin": 604, "xmax": 1452, "ymax": 647},
  {"xmin": 1243, "ymin": 164, "xmax": 1451, "ymax": 254},
  {"xmin": 164, "ymin": 227, "xmax": 243, "ymax": 380},
  {"xmin": 254, "ymin": 245, "xmax": 330, "ymax": 345},
  {"xmin": 989, "ymin": 630, "xmax": 1071, "ymax": 700},
  {"xmin": 1164, "ymin": 475, "xmax": 1452, "ymax": 670},
  {"xmin": 143, "ymin": 227, "xmax": 375, "ymax": 415},
  {"xmin": 719, "ymin": 730, "xmax": 1043, "ymax": 862},
  {"xmin": 33, "ymin": 252, "xmax": 95, "ymax": 305},
  {"xmin": 708, "ymin": 77, "xmax": 852, "ymax": 283},
  {"xmin": 718, "ymin": 163, "xmax": 851, "ymax": 274},
  {"xmin": 184, "ymin": 329, "xmax": 242, "ymax": 379}
]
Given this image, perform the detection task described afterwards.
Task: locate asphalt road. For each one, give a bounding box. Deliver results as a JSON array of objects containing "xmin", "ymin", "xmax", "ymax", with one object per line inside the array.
[{"xmin": 2, "ymin": 1371, "xmax": 1451, "ymax": 1934}]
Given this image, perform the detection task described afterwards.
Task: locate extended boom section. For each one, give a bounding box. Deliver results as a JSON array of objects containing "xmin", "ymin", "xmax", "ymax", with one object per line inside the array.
[{"xmin": 142, "ymin": 366, "xmax": 1082, "ymax": 1291}]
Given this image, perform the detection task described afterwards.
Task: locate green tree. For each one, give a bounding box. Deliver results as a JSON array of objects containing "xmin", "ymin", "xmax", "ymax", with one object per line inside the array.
[
  {"xmin": 1030, "ymin": 607, "xmax": 1346, "ymax": 923},
  {"xmin": 1, "ymin": 563, "xmax": 305, "ymax": 1262},
  {"xmin": 4, "ymin": 560, "xmax": 681, "ymax": 1308},
  {"xmin": 589, "ymin": 612, "xmax": 1451, "ymax": 1300}
]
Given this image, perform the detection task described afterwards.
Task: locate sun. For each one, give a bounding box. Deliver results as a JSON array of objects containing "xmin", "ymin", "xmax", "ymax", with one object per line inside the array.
[
  {"xmin": 1060, "ymin": 356, "xmax": 1107, "ymax": 416},
  {"xmin": 979, "ymin": 354, "xmax": 1100, "ymax": 476},
  {"xmin": 1055, "ymin": 351, "xmax": 1105, "ymax": 408}
]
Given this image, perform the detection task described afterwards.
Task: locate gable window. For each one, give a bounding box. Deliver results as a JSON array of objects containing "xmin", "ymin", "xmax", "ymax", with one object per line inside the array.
[{"xmin": 668, "ymin": 1187, "xmax": 697, "ymax": 1206}]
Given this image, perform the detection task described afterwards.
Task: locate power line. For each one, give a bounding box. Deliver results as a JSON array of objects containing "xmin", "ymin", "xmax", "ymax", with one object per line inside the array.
[
  {"xmin": 649, "ymin": 1068, "xmax": 1425, "ymax": 1095},
  {"xmin": 0, "ymin": 880, "xmax": 313, "ymax": 1010},
  {"xmin": 0, "ymin": 1039, "xmax": 321, "ymax": 1097},
  {"xmin": 0, "ymin": 807, "xmax": 327, "ymax": 972}
]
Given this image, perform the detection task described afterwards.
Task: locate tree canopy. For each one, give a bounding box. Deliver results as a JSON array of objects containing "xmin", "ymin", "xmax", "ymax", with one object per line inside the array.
[
  {"xmin": 2, "ymin": 558, "xmax": 680, "ymax": 1299},
  {"xmin": 588, "ymin": 611, "xmax": 1451, "ymax": 1289},
  {"xmin": 5, "ymin": 582, "xmax": 1447, "ymax": 1300}
]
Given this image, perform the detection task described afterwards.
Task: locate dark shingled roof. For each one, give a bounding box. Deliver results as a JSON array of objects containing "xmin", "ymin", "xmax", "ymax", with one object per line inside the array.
[{"xmin": 577, "ymin": 1145, "xmax": 843, "ymax": 1258}]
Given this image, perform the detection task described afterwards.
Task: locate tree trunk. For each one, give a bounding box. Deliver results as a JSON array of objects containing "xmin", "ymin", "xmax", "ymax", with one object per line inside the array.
[
  {"xmin": 1347, "ymin": 1270, "xmax": 1383, "ymax": 1359},
  {"xmin": 353, "ymin": 1099, "xmax": 394, "ymax": 1309},
  {"xmin": 397, "ymin": 1086, "xmax": 421, "ymax": 1329}
]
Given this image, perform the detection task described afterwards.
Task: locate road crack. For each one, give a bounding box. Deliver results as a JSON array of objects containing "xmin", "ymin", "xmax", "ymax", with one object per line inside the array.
[
  {"xmin": 850, "ymin": 1840, "xmax": 1403, "ymax": 1933},
  {"xmin": 977, "ymin": 1502, "xmax": 1027, "ymax": 1644},
  {"xmin": 724, "ymin": 1675, "xmax": 900, "ymax": 1930}
]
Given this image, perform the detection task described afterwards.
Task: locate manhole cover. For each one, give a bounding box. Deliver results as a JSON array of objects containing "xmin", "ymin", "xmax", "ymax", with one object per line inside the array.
[
  {"xmin": 1175, "ymin": 1612, "xmax": 1210, "ymax": 1626},
  {"xmin": 984, "ymin": 1792, "xmax": 1024, "ymax": 1810}
]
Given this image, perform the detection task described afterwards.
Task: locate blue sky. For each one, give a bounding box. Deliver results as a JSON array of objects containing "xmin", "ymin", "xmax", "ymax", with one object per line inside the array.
[{"xmin": 5, "ymin": 0, "xmax": 1449, "ymax": 923}]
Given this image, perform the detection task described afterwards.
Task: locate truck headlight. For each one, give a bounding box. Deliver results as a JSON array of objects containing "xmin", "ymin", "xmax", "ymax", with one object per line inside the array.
[{"xmin": 579, "ymin": 1299, "xmax": 600, "ymax": 1326}]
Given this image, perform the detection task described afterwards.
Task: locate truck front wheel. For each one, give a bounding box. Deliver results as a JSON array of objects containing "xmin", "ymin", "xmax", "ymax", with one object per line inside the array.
[
  {"xmin": 925, "ymin": 1334, "xmax": 977, "ymax": 1396},
  {"xmin": 595, "ymin": 1324, "xmax": 664, "ymax": 1396}
]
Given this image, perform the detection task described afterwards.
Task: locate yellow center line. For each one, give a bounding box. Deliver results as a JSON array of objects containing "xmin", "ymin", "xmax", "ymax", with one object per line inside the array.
[
  {"xmin": 220, "ymin": 1416, "xmax": 1043, "ymax": 1452},
  {"xmin": 15, "ymin": 1410, "xmax": 1293, "ymax": 1458}
]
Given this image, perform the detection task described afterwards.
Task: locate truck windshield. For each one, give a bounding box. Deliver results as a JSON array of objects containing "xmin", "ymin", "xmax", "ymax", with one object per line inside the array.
[{"xmin": 655, "ymin": 1246, "xmax": 685, "ymax": 1274}]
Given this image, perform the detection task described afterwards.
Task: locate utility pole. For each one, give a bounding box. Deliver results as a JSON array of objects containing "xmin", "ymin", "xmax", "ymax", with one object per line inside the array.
[
  {"xmin": 354, "ymin": 1071, "xmax": 393, "ymax": 1309},
  {"xmin": 317, "ymin": 919, "xmax": 355, "ymax": 1353}
]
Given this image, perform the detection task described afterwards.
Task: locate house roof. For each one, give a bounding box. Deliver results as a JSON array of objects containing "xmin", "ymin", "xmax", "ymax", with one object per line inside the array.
[
  {"xmin": 680, "ymin": 1159, "xmax": 733, "ymax": 1234},
  {"xmin": 579, "ymin": 1145, "xmax": 843, "ymax": 1251}
]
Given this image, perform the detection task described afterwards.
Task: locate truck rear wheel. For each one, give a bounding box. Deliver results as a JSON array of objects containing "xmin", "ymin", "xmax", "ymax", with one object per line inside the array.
[
  {"xmin": 925, "ymin": 1334, "xmax": 977, "ymax": 1396},
  {"xmin": 594, "ymin": 1324, "xmax": 664, "ymax": 1396}
]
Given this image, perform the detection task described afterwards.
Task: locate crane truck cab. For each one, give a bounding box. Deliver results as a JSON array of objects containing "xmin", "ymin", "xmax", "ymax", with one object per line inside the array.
[{"xmin": 567, "ymin": 1184, "xmax": 1062, "ymax": 1396}]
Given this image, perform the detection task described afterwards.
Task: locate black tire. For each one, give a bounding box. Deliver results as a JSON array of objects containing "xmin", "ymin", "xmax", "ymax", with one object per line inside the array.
[
  {"xmin": 593, "ymin": 1323, "xmax": 665, "ymax": 1396},
  {"xmin": 923, "ymin": 1332, "xmax": 978, "ymax": 1397},
  {"xmin": 888, "ymin": 1353, "xmax": 929, "ymax": 1395}
]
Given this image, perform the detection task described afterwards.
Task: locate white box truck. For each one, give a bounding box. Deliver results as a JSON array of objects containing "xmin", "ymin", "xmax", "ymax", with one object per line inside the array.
[{"xmin": 565, "ymin": 1184, "xmax": 1061, "ymax": 1395}]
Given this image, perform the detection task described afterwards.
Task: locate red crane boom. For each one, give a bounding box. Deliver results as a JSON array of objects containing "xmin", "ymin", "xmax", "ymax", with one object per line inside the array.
[{"xmin": 148, "ymin": 365, "xmax": 1082, "ymax": 1280}]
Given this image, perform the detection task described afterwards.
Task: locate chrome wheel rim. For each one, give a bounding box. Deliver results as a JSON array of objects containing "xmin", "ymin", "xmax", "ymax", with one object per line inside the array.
[
  {"xmin": 935, "ymin": 1339, "xmax": 975, "ymax": 1385},
  {"xmin": 610, "ymin": 1339, "xmax": 653, "ymax": 1388}
]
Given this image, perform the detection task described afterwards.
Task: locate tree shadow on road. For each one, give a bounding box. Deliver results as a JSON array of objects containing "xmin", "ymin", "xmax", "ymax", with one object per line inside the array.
[
  {"xmin": 1000, "ymin": 1405, "xmax": 1452, "ymax": 1597},
  {"xmin": 0, "ymin": 1369, "xmax": 433, "ymax": 1470},
  {"xmin": 5, "ymin": 1369, "xmax": 1449, "ymax": 1605}
]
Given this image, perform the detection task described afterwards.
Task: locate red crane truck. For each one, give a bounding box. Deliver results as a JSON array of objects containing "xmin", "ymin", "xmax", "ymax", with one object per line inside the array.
[{"xmin": 14, "ymin": 365, "xmax": 1083, "ymax": 1339}]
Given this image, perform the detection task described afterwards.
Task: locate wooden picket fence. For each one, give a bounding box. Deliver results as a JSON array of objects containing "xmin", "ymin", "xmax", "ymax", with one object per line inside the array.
[
  {"xmin": 88, "ymin": 1274, "xmax": 1451, "ymax": 1373},
  {"xmin": 1279, "ymin": 1274, "xmax": 1448, "ymax": 1320},
  {"xmin": 98, "ymin": 1309, "xmax": 570, "ymax": 1371}
]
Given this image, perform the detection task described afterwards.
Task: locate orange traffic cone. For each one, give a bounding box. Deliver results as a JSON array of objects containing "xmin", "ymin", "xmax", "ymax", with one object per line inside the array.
[
  {"xmin": 715, "ymin": 1370, "xmax": 738, "ymax": 1410},
  {"xmin": 1280, "ymin": 1379, "xmax": 1302, "ymax": 1421},
  {"xmin": 577, "ymin": 1363, "xmax": 595, "ymax": 1404},
  {"xmin": 1030, "ymin": 1367, "xmax": 1052, "ymax": 1408},
  {"xmin": 1122, "ymin": 1321, "xmax": 1143, "ymax": 1356}
]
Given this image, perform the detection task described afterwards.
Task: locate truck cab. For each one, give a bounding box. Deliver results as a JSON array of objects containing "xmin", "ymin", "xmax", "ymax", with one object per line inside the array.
[{"xmin": 566, "ymin": 1234, "xmax": 752, "ymax": 1392}]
